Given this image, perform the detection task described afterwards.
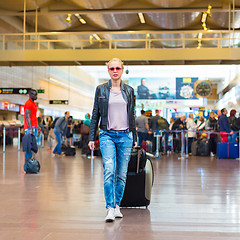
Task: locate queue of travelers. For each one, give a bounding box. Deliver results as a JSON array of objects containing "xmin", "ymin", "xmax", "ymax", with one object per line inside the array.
[{"xmin": 134, "ymin": 108, "xmax": 240, "ymax": 157}]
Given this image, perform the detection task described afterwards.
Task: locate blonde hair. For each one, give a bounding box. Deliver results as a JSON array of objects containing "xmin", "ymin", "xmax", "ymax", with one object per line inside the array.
[
  {"xmin": 189, "ymin": 113, "xmax": 194, "ymax": 118},
  {"xmin": 106, "ymin": 58, "xmax": 124, "ymax": 69}
]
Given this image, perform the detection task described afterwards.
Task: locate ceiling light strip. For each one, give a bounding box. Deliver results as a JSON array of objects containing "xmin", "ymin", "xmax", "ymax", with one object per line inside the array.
[
  {"xmin": 138, "ymin": 13, "xmax": 145, "ymax": 24},
  {"xmin": 74, "ymin": 14, "xmax": 87, "ymax": 24},
  {"xmin": 93, "ymin": 33, "xmax": 101, "ymax": 41}
]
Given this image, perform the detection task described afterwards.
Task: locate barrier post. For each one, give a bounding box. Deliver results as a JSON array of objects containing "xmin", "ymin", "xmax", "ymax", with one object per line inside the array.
[
  {"xmin": 178, "ymin": 130, "xmax": 185, "ymax": 159},
  {"xmin": 154, "ymin": 132, "xmax": 161, "ymax": 159},
  {"xmin": 3, "ymin": 127, "xmax": 6, "ymax": 153},
  {"xmin": 18, "ymin": 127, "xmax": 21, "ymax": 151},
  {"xmin": 238, "ymin": 130, "xmax": 240, "ymax": 160},
  {"xmin": 185, "ymin": 130, "xmax": 188, "ymax": 157}
]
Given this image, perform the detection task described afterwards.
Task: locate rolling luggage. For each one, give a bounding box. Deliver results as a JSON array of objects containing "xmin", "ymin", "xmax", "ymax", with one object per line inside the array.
[
  {"xmin": 216, "ymin": 142, "xmax": 239, "ymax": 159},
  {"xmin": 191, "ymin": 140, "xmax": 198, "ymax": 156},
  {"xmin": 141, "ymin": 140, "xmax": 152, "ymax": 153},
  {"xmin": 120, "ymin": 147, "xmax": 154, "ymax": 208},
  {"xmin": 64, "ymin": 146, "xmax": 76, "ymax": 156},
  {"xmin": 24, "ymin": 158, "xmax": 40, "ymax": 174},
  {"xmin": 198, "ymin": 139, "xmax": 210, "ymax": 156},
  {"xmin": 191, "ymin": 139, "xmax": 210, "ymax": 156}
]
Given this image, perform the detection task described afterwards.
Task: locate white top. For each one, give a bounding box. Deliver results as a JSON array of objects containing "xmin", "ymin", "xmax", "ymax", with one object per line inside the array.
[
  {"xmin": 186, "ymin": 118, "xmax": 197, "ymax": 138},
  {"xmin": 107, "ymin": 91, "xmax": 129, "ymax": 130}
]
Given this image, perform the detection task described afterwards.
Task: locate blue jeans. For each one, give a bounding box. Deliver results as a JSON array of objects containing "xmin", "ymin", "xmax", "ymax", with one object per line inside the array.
[
  {"xmin": 37, "ymin": 132, "xmax": 42, "ymax": 148},
  {"xmin": 24, "ymin": 127, "xmax": 38, "ymax": 162},
  {"xmin": 99, "ymin": 129, "xmax": 133, "ymax": 209},
  {"xmin": 53, "ymin": 131, "xmax": 62, "ymax": 155}
]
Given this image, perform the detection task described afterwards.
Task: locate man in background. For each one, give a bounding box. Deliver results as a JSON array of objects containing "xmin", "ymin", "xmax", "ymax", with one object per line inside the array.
[
  {"xmin": 218, "ymin": 108, "xmax": 233, "ymax": 143},
  {"xmin": 53, "ymin": 111, "xmax": 70, "ymax": 156},
  {"xmin": 136, "ymin": 110, "xmax": 150, "ymax": 147},
  {"xmin": 24, "ymin": 89, "xmax": 38, "ymax": 162}
]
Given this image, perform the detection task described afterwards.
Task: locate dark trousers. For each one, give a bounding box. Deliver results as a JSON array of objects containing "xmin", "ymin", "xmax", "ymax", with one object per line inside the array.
[
  {"xmin": 82, "ymin": 134, "xmax": 90, "ymax": 156},
  {"xmin": 138, "ymin": 132, "xmax": 148, "ymax": 147},
  {"xmin": 209, "ymin": 137, "xmax": 217, "ymax": 154},
  {"xmin": 187, "ymin": 137, "xmax": 196, "ymax": 154}
]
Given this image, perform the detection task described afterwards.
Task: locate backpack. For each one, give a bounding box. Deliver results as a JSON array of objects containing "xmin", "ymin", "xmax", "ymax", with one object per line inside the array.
[
  {"xmin": 24, "ymin": 158, "xmax": 40, "ymax": 174},
  {"xmin": 50, "ymin": 117, "xmax": 59, "ymax": 129},
  {"xmin": 157, "ymin": 117, "xmax": 167, "ymax": 130}
]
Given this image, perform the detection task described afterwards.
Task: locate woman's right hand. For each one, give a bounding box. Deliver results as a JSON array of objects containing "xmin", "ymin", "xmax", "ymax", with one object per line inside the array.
[{"xmin": 88, "ymin": 141, "xmax": 95, "ymax": 151}]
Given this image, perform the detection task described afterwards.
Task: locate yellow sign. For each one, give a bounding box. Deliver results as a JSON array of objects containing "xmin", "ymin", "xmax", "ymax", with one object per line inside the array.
[{"xmin": 183, "ymin": 78, "xmax": 192, "ymax": 83}]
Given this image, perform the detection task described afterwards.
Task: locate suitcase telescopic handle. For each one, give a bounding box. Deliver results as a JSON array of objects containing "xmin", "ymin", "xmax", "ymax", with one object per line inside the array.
[{"xmin": 136, "ymin": 146, "xmax": 141, "ymax": 174}]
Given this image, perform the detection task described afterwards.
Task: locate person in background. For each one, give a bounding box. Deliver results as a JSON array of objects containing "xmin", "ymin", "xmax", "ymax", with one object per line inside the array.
[
  {"xmin": 186, "ymin": 113, "xmax": 197, "ymax": 155},
  {"xmin": 136, "ymin": 110, "xmax": 150, "ymax": 147},
  {"xmin": 47, "ymin": 116, "xmax": 54, "ymax": 151},
  {"xmin": 217, "ymin": 110, "xmax": 222, "ymax": 119},
  {"xmin": 149, "ymin": 109, "xmax": 161, "ymax": 154},
  {"xmin": 37, "ymin": 112, "xmax": 45, "ymax": 148},
  {"xmin": 81, "ymin": 113, "xmax": 91, "ymax": 157},
  {"xmin": 196, "ymin": 116, "xmax": 206, "ymax": 131},
  {"xmin": 88, "ymin": 58, "xmax": 137, "ymax": 222},
  {"xmin": 172, "ymin": 115, "xmax": 186, "ymax": 153},
  {"xmin": 53, "ymin": 111, "xmax": 70, "ymax": 156},
  {"xmin": 228, "ymin": 109, "xmax": 238, "ymax": 143},
  {"xmin": 157, "ymin": 115, "xmax": 169, "ymax": 154},
  {"xmin": 23, "ymin": 89, "xmax": 38, "ymax": 167},
  {"xmin": 172, "ymin": 115, "xmax": 186, "ymax": 131},
  {"xmin": 206, "ymin": 112, "xmax": 218, "ymax": 157},
  {"xmin": 169, "ymin": 117, "xmax": 174, "ymax": 131},
  {"xmin": 65, "ymin": 116, "xmax": 74, "ymax": 147},
  {"xmin": 218, "ymin": 108, "xmax": 233, "ymax": 143},
  {"xmin": 137, "ymin": 78, "xmax": 150, "ymax": 99}
]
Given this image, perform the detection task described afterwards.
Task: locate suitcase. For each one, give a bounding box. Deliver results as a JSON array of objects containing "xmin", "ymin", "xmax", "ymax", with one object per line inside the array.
[
  {"xmin": 198, "ymin": 139, "xmax": 210, "ymax": 156},
  {"xmin": 64, "ymin": 146, "xmax": 76, "ymax": 156},
  {"xmin": 120, "ymin": 147, "xmax": 154, "ymax": 208},
  {"xmin": 141, "ymin": 140, "xmax": 152, "ymax": 153},
  {"xmin": 24, "ymin": 158, "xmax": 40, "ymax": 174},
  {"xmin": 191, "ymin": 140, "xmax": 198, "ymax": 156},
  {"xmin": 217, "ymin": 142, "xmax": 239, "ymax": 159},
  {"xmin": 127, "ymin": 148, "xmax": 147, "ymax": 173}
]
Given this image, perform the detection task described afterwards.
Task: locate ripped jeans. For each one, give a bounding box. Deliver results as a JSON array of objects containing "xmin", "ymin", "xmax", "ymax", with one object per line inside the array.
[{"xmin": 99, "ymin": 129, "xmax": 133, "ymax": 209}]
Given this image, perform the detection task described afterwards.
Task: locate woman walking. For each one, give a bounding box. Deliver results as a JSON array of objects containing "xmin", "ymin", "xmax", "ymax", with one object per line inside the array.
[{"xmin": 88, "ymin": 58, "xmax": 137, "ymax": 222}]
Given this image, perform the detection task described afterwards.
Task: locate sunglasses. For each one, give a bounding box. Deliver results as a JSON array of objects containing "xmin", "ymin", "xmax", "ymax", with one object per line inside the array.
[{"xmin": 108, "ymin": 67, "xmax": 122, "ymax": 71}]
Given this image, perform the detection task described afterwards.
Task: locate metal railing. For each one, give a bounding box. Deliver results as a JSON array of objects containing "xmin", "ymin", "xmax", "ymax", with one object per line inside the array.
[
  {"xmin": 153, "ymin": 130, "xmax": 240, "ymax": 160},
  {"xmin": 0, "ymin": 127, "xmax": 21, "ymax": 153},
  {"xmin": 0, "ymin": 30, "xmax": 239, "ymax": 51}
]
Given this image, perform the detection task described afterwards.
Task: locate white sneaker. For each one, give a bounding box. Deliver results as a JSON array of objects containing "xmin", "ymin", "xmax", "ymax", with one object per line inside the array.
[
  {"xmin": 210, "ymin": 152, "xmax": 215, "ymax": 157},
  {"xmin": 114, "ymin": 205, "xmax": 123, "ymax": 218},
  {"xmin": 105, "ymin": 207, "xmax": 115, "ymax": 222}
]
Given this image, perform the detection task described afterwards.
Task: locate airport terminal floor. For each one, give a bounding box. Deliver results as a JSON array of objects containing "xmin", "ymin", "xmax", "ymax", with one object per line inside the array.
[{"xmin": 0, "ymin": 143, "xmax": 240, "ymax": 240}]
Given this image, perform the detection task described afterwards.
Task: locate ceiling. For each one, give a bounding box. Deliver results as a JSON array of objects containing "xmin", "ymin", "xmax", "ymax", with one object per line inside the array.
[{"xmin": 0, "ymin": 0, "xmax": 240, "ymax": 65}]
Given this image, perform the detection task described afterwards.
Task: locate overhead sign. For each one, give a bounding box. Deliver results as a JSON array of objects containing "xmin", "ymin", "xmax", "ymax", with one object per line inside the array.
[
  {"xmin": 49, "ymin": 100, "xmax": 69, "ymax": 105},
  {"xmin": 37, "ymin": 89, "xmax": 45, "ymax": 94},
  {"xmin": 0, "ymin": 88, "xmax": 31, "ymax": 94},
  {"xmin": 190, "ymin": 107, "xmax": 205, "ymax": 111}
]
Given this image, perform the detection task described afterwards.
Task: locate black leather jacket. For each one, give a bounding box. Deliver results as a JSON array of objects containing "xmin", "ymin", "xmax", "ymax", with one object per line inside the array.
[{"xmin": 89, "ymin": 80, "xmax": 137, "ymax": 143}]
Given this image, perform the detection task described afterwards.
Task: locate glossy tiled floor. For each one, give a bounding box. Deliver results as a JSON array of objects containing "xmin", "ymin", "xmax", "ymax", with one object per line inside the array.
[{"xmin": 0, "ymin": 144, "xmax": 240, "ymax": 240}]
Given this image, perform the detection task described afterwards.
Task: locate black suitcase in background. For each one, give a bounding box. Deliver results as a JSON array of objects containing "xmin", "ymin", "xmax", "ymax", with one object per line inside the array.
[
  {"xmin": 64, "ymin": 146, "xmax": 76, "ymax": 156},
  {"xmin": 198, "ymin": 139, "xmax": 210, "ymax": 156},
  {"xmin": 191, "ymin": 140, "xmax": 198, "ymax": 156},
  {"xmin": 120, "ymin": 147, "xmax": 154, "ymax": 208}
]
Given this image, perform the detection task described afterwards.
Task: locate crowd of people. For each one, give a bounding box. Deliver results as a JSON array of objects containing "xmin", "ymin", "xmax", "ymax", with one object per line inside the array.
[{"xmin": 135, "ymin": 108, "xmax": 240, "ymax": 157}]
